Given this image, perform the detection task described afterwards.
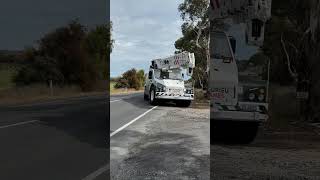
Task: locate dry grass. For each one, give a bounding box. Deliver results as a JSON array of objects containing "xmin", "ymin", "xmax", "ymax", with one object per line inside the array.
[
  {"xmin": 191, "ymin": 89, "xmax": 209, "ymax": 108},
  {"xmin": 110, "ymin": 81, "xmax": 143, "ymax": 95},
  {"xmin": 0, "ymin": 66, "xmax": 16, "ymax": 90},
  {"xmin": 0, "ymin": 84, "xmax": 106, "ymax": 106},
  {"xmin": 110, "ymin": 88, "xmax": 144, "ymax": 95}
]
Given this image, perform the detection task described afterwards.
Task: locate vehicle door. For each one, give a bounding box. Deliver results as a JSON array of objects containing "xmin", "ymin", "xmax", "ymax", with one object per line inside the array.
[{"xmin": 145, "ymin": 70, "xmax": 154, "ymax": 95}]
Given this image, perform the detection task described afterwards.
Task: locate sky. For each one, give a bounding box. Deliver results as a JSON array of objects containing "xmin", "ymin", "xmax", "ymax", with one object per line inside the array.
[
  {"xmin": 0, "ymin": 0, "xmax": 107, "ymax": 50},
  {"xmin": 110, "ymin": 0, "xmax": 183, "ymax": 77},
  {"xmin": 110, "ymin": 1, "xmax": 257, "ymax": 77}
]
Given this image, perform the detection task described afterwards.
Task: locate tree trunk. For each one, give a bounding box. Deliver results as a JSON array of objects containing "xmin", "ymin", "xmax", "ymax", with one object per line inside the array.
[{"xmin": 305, "ymin": 0, "xmax": 320, "ymax": 122}]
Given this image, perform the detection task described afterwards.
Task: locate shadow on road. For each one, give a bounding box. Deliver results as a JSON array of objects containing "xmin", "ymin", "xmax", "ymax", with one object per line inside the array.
[
  {"xmin": 212, "ymin": 125, "xmax": 320, "ymax": 150},
  {"xmin": 119, "ymin": 93, "xmax": 192, "ymax": 109}
]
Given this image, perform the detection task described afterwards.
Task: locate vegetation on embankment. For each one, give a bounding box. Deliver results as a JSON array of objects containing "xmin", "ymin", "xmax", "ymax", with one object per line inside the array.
[
  {"xmin": 0, "ymin": 20, "xmax": 113, "ymax": 105},
  {"xmin": 110, "ymin": 68, "xmax": 145, "ymax": 95}
]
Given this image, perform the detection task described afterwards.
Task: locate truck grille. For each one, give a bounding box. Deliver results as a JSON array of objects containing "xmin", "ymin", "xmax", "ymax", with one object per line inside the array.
[{"xmin": 168, "ymin": 88, "xmax": 182, "ymax": 94}]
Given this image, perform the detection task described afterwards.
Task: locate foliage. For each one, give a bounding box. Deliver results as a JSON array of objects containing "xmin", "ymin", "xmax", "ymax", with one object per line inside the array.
[
  {"xmin": 136, "ymin": 69, "xmax": 145, "ymax": 88},
  {"xmin": 176, "ymin": 0, "xmax": 210, "ymax": 89},
  {"xmin": 114, "ymin": 78, "xmax": 129, "ymax": 89},
  {"xmin": 85, "ymin": 23, "xmax": 114, "ymax": 79},
  {"xmin": 114, "ymin": 69, "xmax": 145, "ymax": 90},
  {"xmin": 263, "ymin": 0, "xmax": 320, "ymax": 121},
  {"xmin": 13, "ymin": 20, "xmax": 114, "ymax": 91}
]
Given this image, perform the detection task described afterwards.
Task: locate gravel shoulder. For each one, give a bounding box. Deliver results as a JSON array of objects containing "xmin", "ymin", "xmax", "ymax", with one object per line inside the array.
[{"xmin": 211, "ymin": 124, "xmax": 320, "ymax": 180}]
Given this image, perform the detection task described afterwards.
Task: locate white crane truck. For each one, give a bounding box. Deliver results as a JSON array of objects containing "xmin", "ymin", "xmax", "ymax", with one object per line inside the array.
[
  {"xmin": 144, "ymin": 52, "xmax": 195, "ymax": 107},
  {"xmin": 209, "ymin": 0, "xmax": 272, "ymax": 143}
]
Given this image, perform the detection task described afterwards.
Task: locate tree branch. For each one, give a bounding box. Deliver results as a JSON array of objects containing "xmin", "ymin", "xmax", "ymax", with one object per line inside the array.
[
  {"xmin": 281, "ymin": 33, "xmax": 298, "ymax": 82},
  {"xmin": 195, "ymin": 21, "xmax": 209, "ymax": 49}
]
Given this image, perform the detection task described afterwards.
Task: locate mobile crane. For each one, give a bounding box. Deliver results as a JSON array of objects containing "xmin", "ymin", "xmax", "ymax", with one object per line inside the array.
[
  {"xmin": 144, "ymin": 52, "xmax": 195, "ymax": 107},
  {"xmin": 209, "ymin": 0, "xmax": 272, "ymax": 143}
]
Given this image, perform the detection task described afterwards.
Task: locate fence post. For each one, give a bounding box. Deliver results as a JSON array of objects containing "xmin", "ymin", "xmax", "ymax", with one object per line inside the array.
[{"xmin": 50, "ymin": 80, "xmax": 53, "ymax": 96}]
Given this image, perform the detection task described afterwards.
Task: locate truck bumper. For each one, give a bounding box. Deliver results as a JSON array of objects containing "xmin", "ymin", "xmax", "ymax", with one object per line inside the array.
[
  {"xmin": 210, "ymin": 104, "xmax": 268, "ymax": 122},
  {"xmin": 155, "ymin": 92, "xmax": 194, "ymax": 100}
]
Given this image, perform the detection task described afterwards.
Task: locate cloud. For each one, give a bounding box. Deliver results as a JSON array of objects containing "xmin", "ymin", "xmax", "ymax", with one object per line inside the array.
[{"xmin": 110, "ymin": 0, "xmax": 183, "ymax": 77}]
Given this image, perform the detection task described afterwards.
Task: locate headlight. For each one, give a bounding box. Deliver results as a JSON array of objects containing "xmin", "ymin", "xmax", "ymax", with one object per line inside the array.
[
  {"xmin": 156, "ymin": 84, "xmax": 166, "ymax": 92},
  {"xmin": 238, "ymin": 86, "xmax": 244, "ymax": 94},
  {"xmin": 258, "ymin": 94, "xmax": 265, "ymax": 101},
  {"xmin": 185, "ymin": 88, "xmax": 193, "ymax": 94},
  {"xmin": 248, "ymin": 93, "xmax": 255, "ymax": 101}
]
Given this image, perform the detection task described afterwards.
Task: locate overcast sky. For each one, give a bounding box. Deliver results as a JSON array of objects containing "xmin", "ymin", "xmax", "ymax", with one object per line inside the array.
[
  {"xmin": 110, "ymin": 0, "xmax": 183, "ymax": 77},
  {"xmin": 0, "ymin": 0, "xmax": 107, "ymax": 50},
  {"xmin": 110, "ymin": 1, "xmax": 257, "ymax": 77}
]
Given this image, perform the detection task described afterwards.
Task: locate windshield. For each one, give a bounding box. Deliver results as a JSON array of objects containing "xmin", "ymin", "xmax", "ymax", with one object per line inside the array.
[
  {"xmin": 154, "ymin": 69, "xmax": 183, "ymax": 80},
  {"xmin": 211, "ymin": 32, "xmax": 233, "ymax": 59}
]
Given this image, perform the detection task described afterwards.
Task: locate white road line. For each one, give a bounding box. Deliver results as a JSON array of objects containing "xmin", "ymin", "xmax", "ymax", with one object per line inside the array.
[
  {"xmin": 0, "ymin": 120, "xmax": 39, "ymax": 129},
  {"xmin": 110, "ymin": 99, "xmax": 121, "ymax": 103},
  {"xmin": 110, "ymin": 106, "xmax": 158, "ymax": 137},
  {"xmin": 81, "ymin": 164, "xmax": 109, "ymax": 180}
]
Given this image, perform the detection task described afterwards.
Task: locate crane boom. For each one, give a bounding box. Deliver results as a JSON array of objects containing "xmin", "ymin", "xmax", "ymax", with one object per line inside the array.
[
  {"xmin": 209, "ymin": 0, "xmax": 272, "ymax": 46},
  {"xmin": 152, "ymin": 52, "xmax": 195, "ymax": 70}
]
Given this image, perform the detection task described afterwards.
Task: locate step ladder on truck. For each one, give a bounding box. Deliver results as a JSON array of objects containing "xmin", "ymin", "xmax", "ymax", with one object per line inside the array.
[{"xmin": 209, "ymin": 0, "xmax": 272, "ymax": 143}]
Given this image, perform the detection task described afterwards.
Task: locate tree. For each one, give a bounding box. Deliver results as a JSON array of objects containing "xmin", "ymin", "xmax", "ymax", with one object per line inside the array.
[
  {"xmin": 85, "ymin": 22, "xmax": 114, "ymax": 80},
  {"xmin": 136, "ymin": 69, "xmax": 145, "ymax": 88},
  {"xmin": 14, "ymin": 20, "xmax": 115, "ymax": 91},
  {"xmin": 176, "ymin": 0, "xmax": 210, "ymax": 89},
  {"xmin": 263, "ymin": 0, "xmax": 320, "ymax": 122},
  {"xmin": 114, "ymin": 69, "xmax": 145, "ymax": 90}
]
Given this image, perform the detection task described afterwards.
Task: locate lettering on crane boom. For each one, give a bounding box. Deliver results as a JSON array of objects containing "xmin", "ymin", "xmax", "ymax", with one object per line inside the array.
[{"xmin": 156, "ymin": 53, "xmax": 189, "ymax": 69}]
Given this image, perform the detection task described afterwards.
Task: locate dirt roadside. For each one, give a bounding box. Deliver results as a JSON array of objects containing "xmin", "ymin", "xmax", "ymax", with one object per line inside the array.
[{"xmin": 211, "ymin": 123, "xmax": 320, "ymax": 180}]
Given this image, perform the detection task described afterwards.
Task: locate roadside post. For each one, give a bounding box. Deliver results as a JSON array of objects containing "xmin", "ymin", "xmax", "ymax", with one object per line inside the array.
[
  {"xmin": 50, "ymin": 80, "xmax": 53, "ymax": 96},
  {"xmin": 296, "ymin": 80, "xmax": 309, "ymax": 121}
]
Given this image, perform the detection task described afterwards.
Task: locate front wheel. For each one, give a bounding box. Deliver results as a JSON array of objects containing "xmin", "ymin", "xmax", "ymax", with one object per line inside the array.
[{"xmin": 149, "ymin": 88, "xmax": 157, "ymax": 105}]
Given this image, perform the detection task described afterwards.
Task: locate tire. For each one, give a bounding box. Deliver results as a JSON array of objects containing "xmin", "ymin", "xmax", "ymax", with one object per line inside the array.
[
  {"xmin": 149, "ymin": 87, "xmax": 157, "ymax": 105},
  {"xmin": 239, "ymin": 122, "xmax": 259, "ymax": 144},
  {"xmin": 211, "ymin": 120, "xmax": 259, "ymax": 144},
  {"xmin": 176, "ymin": 100, "xmax": 191, "ymax": 107},
  {"xmin": 144, "ymin": 93, "xmax": 148, "ymax": 101}
]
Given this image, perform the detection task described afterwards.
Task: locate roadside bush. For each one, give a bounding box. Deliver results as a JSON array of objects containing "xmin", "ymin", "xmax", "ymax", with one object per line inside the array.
[
  {"xmin": 114, "ymin": 78, "xmax": 129, "ymax": 89},
  {"xmin": 122, "ymin": 69, "xmax": 140, "ymax": 90},
  {"xmin": 114, "ymin": 68, "xmax": 144, "ymax": 90},
  {"xmin": 136, "ymin": 69, "xmax": 145, "ymax": 88}
]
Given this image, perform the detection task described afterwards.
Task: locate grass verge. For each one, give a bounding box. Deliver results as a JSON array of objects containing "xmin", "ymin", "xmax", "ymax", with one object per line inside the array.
[
  {"xmin": 0, "ymin": 84, "xmax": 106, "ymax": 106},
  {"xmin": 110, "ymin": 81, "xmax": 143, "ymax": 95}
]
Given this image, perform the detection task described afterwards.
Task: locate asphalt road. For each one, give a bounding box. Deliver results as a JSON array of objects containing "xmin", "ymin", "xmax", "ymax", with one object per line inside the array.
[
  {"xmin": 0, "ymin": 94, "xmax": 109, "ymax": 180},
  {"xmin": 110, "ymin": 92, "xmax": 210, "ymax": 179},
  {"xmin": 110, "ymin": 92, "xmax": 153, "ymax": 135},
  {"xmin": 0, "ymin": 92, "xmax": 209, "ymax": 180}
]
